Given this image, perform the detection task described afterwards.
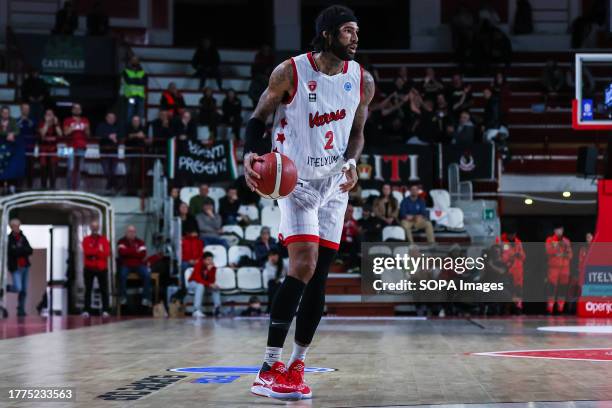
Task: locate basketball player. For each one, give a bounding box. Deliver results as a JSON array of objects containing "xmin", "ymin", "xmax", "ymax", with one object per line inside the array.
[{"xmin": 243, "ymin": 5, "xmax": 374, "ymax": 400}]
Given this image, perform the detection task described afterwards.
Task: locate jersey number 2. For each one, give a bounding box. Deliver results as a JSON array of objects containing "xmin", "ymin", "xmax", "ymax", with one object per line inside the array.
[{"xmin": 324, "ymin": 131, "xmax": 334, "ymax": 150}]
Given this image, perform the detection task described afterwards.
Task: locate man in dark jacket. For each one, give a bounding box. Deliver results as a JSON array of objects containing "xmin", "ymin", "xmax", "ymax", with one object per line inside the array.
[
  {"xmin": 117, "ymin": 225, "xmax": 152, "ymax": 306},
  {"xmin": 6, "ymin": 218, "xmax": 33, "ymax": 316},
  {"xmin": 192, "ymin": 38, "xmax": 223, "ymax": 90},
  {"xmin": 95, "ymin": 112, "xmax": 121, "ymax": 192}
]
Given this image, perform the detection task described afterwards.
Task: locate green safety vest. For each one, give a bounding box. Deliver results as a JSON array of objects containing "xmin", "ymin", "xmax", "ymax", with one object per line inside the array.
[{"xmin": 122, "ymin": 68, "xmax": 146, "ymax": 98}]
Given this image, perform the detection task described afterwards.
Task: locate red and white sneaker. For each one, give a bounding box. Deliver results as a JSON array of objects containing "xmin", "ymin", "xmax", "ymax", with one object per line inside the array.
[
  {"xmin": 269, "ymin": 360, "xmax": 312, "ymax": 400},
  {"xmin": 251, "ymin": 361, "xmax": 286, "ymax": 398}
]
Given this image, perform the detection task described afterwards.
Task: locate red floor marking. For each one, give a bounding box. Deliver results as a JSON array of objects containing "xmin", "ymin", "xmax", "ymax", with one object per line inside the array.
[{"xmin": 472, "ymin": 348, "xmax": 612, "ymax": 362}]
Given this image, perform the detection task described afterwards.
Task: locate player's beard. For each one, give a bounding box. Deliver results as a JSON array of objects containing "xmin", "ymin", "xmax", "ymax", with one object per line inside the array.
[{"xmin": 329, "ymin": 35, "xmax": 355, "ymax": 61}]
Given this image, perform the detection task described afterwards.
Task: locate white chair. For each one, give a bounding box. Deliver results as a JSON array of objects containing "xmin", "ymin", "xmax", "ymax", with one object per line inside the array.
[
  {"xmin": 392, "ymin": 190, "xmax": 404, "ymax": 204},
  {"xmin": 216, "ymin": 267, "xmax": 237, "ymax": 292},
  {"xmin": 237, "ymin": 267, "xmax": 263, "ymax": 292},
  {"xmin": 245, "ymin": 225, "xmax": 263, "ymax": 241},
  {"xmin": 228, "ymin": 245, "xmax": 253, "ymax": 265},
  {"xmin": 353, "ymin": 206, "xmax": 363, "ymax": 220},
  {"xmin": 205, "ymin": 245, "xmax": 227, "ymax": 267},
  {"xmin": 180, "ymin": 187, "xmax": 199, "ymax": 205},
  {"xmin": 430, "ymin": 189, "xmax": 451, "ymax": 209},
  {"xmin": 209, "ymin": 186, "xmax": 226, "ymax": 202},
  {"xmin": 361, "ymin": 189, "xmax": 380, "ymax": 200},
  {"xmin": 393, "ymin": 246, "xmax": 410, "ymax": 256},
  {"xmin": 261, "ymin": 206, "xmax": 281, "ymax": 236},
  {"xmin": 382, "ymin": 226, "xmax": 406, "ymax": 241},
  {"xmin": 368, "ymin": 245, "xmax": 392, "ymax": 255},
  {"xmin": 259, "ymin": 198, "xmax": 276, "ymax": 208},
  {"xmin": 429, "ymin": 189, "xmax": 465, "ymax": 230},
  {"xmin": 222, "ymin": 225, "xmax": 244, "ymax": 238},
  {"xmin": 239, "ymin": 205, "xmax": 260, "ymax": 222}
]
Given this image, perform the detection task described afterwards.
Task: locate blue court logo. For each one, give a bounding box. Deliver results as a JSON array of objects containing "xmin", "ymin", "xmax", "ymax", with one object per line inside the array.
[
  {"xmin": 582, "ymin": 99, "xmax": 593, "ymax": 120},
  {"xmin": 344, "ymin": 82, "xmax": 352, "ymax": 92},
  {"xmin": 169, "ymin": 366, "xmax": 337, "ymax": 374}
]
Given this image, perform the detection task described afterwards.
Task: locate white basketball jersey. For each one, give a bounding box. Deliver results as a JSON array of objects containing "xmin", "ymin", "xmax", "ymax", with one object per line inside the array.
[{"xmin": 271, "ymin": 52, "xmax": 363, "ymax": 180}]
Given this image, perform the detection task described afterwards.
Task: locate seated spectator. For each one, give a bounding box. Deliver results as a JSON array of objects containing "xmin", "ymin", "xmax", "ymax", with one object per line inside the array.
[
  {"xmin": 251, "ymin": 44, "xmax": 275, "ymax": 77},
  {"xmin": 17, "ymin": 103, "xmax": 36, "ymax": 189},
  {"xmin": 373, "ymin": 184, "xmax": 399, "ymax": 226},
  {"xmin": 125, "ymin": 115, "xmax": 147, "ymax": 195},
  {"xmin": 96, "ymin": 112, "xmax": 121, "ymax": 192},
  {"xmin": 348, "ymin": 183, "xmax": 364, "ymax": 206},
  {"xmin": 340, "ymin": 204, "xmax": 361, "ymax": 270},
  {"xmin": 394, "ymin": 67, "xmax": 413, "ymax": 94},
  {"xmin": 188, "ymin": 251, "xmax": 221, "ymax": 317},
  {"xmin": 170, "ymin": 187, "xmax": 182, "ymax": 216},
  {"xmin": 199, "ymin": 87, "xmax": 221, "ymax": 138},
  {"xmin": 221, "ymin": 89, "xmax": 242, "ymax": 140},
  {"xmin": 52, "ymin": 0, "xmax": 78, "ymax": 35},
  {"xmin": 254, "ymin": 226, "xmax": 279, "ymax": 266},
  {"xmin": 448, "ymin": 74, "xmax": 473, "ymax": 119},
  {"xmin": 241, "ymin": 295, "xmax": 263, "ymax": 316},
  {"xmin": 541, "ymin": 60, "xmax": 565, "ymax": 95},
  {"xmin": 189, "ymin": 183, "xmax": 214, "ymax": 215},
  {"xmin": 400, "ymin": 185, "xmax": 435, "ymax": 244},
  {"xmin": 412, "ymin": 98, "xmax": 437, "ymax": 144},
  {"xmin": 358, "ymin": 204, "xmax": 383, "ymax": 242},
  {"xmin": 38, "ymin": 109, "xmax": 62, "ymax": 189},
  {"xmin": 63, "ymin": 103, "xmax": 90, "ymax": 190},
  {"xmin": 234, "ymin": 175, "xmax": 261, "ymax": 206},
  {"xmin": 262, "ymin": 249, "xmax": 286, "ymax": 312},
  {"xmin": 453, "ymin": 110, "xmax": 476, "ymax": 145},
  {"xmin": 178, "ymin": 202, "xmax": 199, "ymax": 235},
  {"xmin": 248, "ymin": 69, "xmax": 270, "ymax": 108},
  {"xmin": 172, "ymin": 110, "xmax": 197, "ymax": 141},
  {"xmin": 161, "ymin": 82, "xmax": 186, "ymax": 118},
  {"xmin": 181, "ymin": 230, "xmax": 203, "ymax": 277},
  {"xmin": 482, "ymin": 88, "xmax": 508, "ymax": 143},
  {"xmin": 117, "ymin": 225, "xmax": 152, "ymax": 306},
  {"xmin": 86, "ymin": 1, "xmax": 109, "ymax": 36},
  {"xmin": 196, "ymin": 201, "xmax": 228, "ymax": 248},
  {"xmin": 149, "ymin": 110, "xmax": 172, "ymax": 154},
  {"xmin": 218, "ymin": 187, "xmax": 241, "ymax": 225},
  {"xmin": 191, "ymin": 38, "xmax": 223, "ymax": 90},
  {"xmin": 20, "ymin": 70, "xmax": 48, "ymax": 121},
  {"xmin": 421, "ymin": 68, "xmax": 445, "ymax": 101}
]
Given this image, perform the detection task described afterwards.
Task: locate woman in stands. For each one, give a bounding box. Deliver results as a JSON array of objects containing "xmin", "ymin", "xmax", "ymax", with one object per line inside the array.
[{"xmin": 38, "ymin": 109, "xmax": 62, "ymax": 189}]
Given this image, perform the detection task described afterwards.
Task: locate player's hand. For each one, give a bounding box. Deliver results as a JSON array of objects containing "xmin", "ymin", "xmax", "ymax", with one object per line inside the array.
[
  {"xmin": 340, "ymin": 164, "xmax": 358, "ymax": 192},
  {"xmin": 244, "ymin": 152, "xmax": 263, "ymax": 191}
]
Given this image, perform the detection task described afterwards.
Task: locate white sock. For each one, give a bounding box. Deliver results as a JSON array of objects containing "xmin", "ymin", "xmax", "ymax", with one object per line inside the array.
[
  {"xmin": 264, "ymin": 347, "xmax": 282, "ymax": 367},
  {"xmin": 288, "ymin": 342, "xmax": 309, "ymax": 365}
]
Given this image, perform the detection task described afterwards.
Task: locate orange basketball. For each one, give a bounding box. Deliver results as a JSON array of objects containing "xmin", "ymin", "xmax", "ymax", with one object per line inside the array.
[{"xmin": 252, "ymin": 152, "xmax": 298, "ymax": 199}]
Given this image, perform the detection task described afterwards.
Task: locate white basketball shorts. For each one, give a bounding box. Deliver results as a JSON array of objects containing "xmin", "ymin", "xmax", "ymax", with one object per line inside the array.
[{"xmin": 277, "ymin": 172, "xmax": 349, "ymax": 250}]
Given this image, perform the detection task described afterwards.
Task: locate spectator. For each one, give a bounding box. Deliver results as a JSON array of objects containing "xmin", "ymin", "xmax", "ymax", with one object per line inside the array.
[
  {"xmin": 478, "ymin": 1, "xmax": 501, "ymax": 26},
  {"xmin": 545, "ymin": 225, "xmax": 572, "ymax": 314},
  {"xmin": 482, "ymin": 244, "xmax": 512, "ymax": 315},
  {"xmin": 221, "ymin": 89, "xmax": 242, "ymax": 140},
  {"xmin": 125, "ymin": 115, "xmax": 147, "ymax": 195},
  {"xmin": 172, "ymin": 110, "xmax": 197, "ymax": 141},
  {"xmin": 178, "ymin": 202, "xmax": 199, "ymax": 236},
  {"xmin": 6, "ymin": 218, "xmax": 32, "ymax": 316},
  {"xmin": 148, "ymin": 110, "xmax": 172, "ymax": 154},
  {"xmin": 121, "ymin": 56, "xmax": 147, "ymax": 125},
  {"xmin": 499, "ymin": 231, "xmax": 526, "ymax": 311},
  {"xmin": 38, "ymin": 108, "xmax": 62, "ymax": 189},
  {"xmin": 189, "ymin": 183, "xmax": 214, "ymax": 215},
  {"xmin": 262, "ymin": 249, "xmax": 286, "ymax": 312},
  {"xmin": 254, "ymin": 226, "xmax": 279, "ymax": 266},
  {"xmin": 0, "ymin": 105, "xmax": 18, "ymax": 193},
  {"xmin": 86, "ymin": 1, "xmax": 109, "ymax": 36},
  {"xmin": 17, "ymin": 104, "xmax": 36, "ymax": 189},
  {"xmin": 188, "ymin": 251, "xmax": 221, "ymax": 317},
  {"xmin": 191, "ymin": 38, "xmax": 223, "ymax": 90},
  {"xmin": 454, "ymin": 110, "xmax": 476, "ymax": 145},
  {"xmin": 96, "ymin": 112, "xmax": 120, "ymax": 192},
  {"xmin": 373, "ymin": 184, "xmax": 399, "ymax": 226},
  {"xmin": 541, "ymin": 61, "xmax": 565, "ymax": 95},
  {"xmin": 63, "ymin": 103, "xmax": 90, "ymax": 190},
  {"xmin": 513, "ymin": 0, "xmax": 533, "ymax": 34},
  {"xmin": 482, "ymin": 88, "xmax": 505, "ymax": 139},
  {"xmin": 196, "ymin": 201, "xmax": 227, "ymax": 247},
  {"xmin": 400, "ymin": 185, "xmax": 435, "ymax": 244},
  {"xmin": 170, "ymin": 187, "xmax": 182, "ymax": 216},
  {"xmin": 251, "ymin": 44, "xmax": 275, "ymax": 77},
  {"xmin": 413, "ymin": 98, "xmax": 437, "ymax": 144},
  {"xmin": 448, "ymin": 74, "xmax": 473, "ymax": 118},
  {"xmin": 198, "ymin": 87, "xmax": 221, "ymax": 138},
  {"xmin": 358, "ymin": 204, "xmax": 383, "ymax": 242},
  {"xmin": 434, "ymin": 93, "xmax": 452, "ymax": 143},
  {"xmin": 241, "ymin": 295, "xmax": 263, "ymax": 316},
  {"xmin": 421, "ymin": 68, "xmax": 445, "ymax": 101},
  {"xmin": 578, "ymin": 232, "xmax": 593, "ymax": 287},
  {"xmin": 248, "ymin": 69, "xmax": 270, "ymax": 108},
  {"xmin": 340, "ymin": 204, "xmax": 361, "ymax": 270},
  {"xmin": 181, "ymin": 229, "xmax": 203, "ymax": 278},
  {"xmin": 218, "ymin": 187, "xmax": 241, "ymax": 225},
  {"xmin": 81, "ymin": 220, "xmax": 111, "ymax": 317},
  {"xmin": 233, "ymin": 175, "xmax": 260, "ymax": 206},
  {"xmin": 117, "ymin": 225, "xmax": 152, "ymax": 307},
  {"xmin": 21, "ymin": 70, "xmax": 48, "ymax": 121},
  {"xmin": 52, "ymin": 0, "xmax": 78, "ymax": 35},
  {"xmin": 160, "ymin": 82, "xmax": 186, "ymax": 119}
]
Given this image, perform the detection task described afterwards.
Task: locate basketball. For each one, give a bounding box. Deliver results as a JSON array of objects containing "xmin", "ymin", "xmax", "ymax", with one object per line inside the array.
[{"xmin": 252, "ymin": 152, "xmax": 298, "ymax": 199}]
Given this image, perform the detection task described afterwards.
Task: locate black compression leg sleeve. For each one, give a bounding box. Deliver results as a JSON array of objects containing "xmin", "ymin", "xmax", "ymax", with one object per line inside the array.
[
  {"xmin": 267, "ymin": 275, "xmax": 306, "ymax": 348},
  {"xmin": 294, "ymin": 246, "xmax": 337, "ymax": 345}
]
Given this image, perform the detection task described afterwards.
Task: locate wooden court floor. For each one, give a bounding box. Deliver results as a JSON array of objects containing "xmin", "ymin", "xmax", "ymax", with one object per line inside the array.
[{"xmin": 1, "ymin": 316, "xmax": 612, "ymax": 408}]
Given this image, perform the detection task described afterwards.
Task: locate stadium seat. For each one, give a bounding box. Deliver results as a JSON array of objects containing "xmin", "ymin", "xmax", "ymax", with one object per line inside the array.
[
  {"xmin": 261, "ymin": 206, "xmax": 281, "ymax": 237},
  {"xmin": 239, "ymin": 204, "xmax": 259, "ymax": 222},
  {"xmin": 393, "ymin": 246, "xmax": 410, "ymax": 256},
  {"xmin": 245, "ymin": 225, "xmax": 263, "ymax": 241},
  {"xmin": 361, "ymin": 189, "xmax": 380, "ymax": 200},
  {"xmin": 368, "ymin": 245, "xmax": 392, "ymax": 255},
  {"xmin": 382, "ymin": 226, "xmax": 406, "ymax": 241},
  {"xmin": 205, "ymin": 245, "xmax": 227, "ymax": 267},
  {"xmin": 237, "ymin": 267, "xmax": 263, "ymax": 292},
  {"xmin": 259, "ymin": 198, "xmax": 275, "ymax": 208},
  {"xmin": 228, "ymin": 245, "xmax": 253, "ymax": 265},
  {"xmin": 429, "ymin": 189, "xmax": 465, "ymax": 230},
  {"xmin": 184, "ymin": 267, "xmax": 194, "ymax": 285},
  {"xmin": 222, "ymin": 225, "xmax": 244, "ymax": 238},
  {"xmin": 392, "ymin": 190, "xmax": 404, "ymax": 204},
  {"xmin": 209, "ymin": 186, "xmax": 226, "ymax": 202},
  {"xmin": 353, "ymin": 206, "xmax": 363, "ymax": 220},
  {"xmin": 180, "ymin": 187, "xmax": 199, "ymax": 204},
  {"xmin": 216, "ymin": 267, "xmax": 237, "ymax": 292}
]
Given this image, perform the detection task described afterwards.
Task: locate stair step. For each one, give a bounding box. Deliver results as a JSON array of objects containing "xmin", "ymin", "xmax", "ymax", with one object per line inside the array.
[{"xmin": 10, "ymin": 1, "xmax": 58, "ymax": 14}]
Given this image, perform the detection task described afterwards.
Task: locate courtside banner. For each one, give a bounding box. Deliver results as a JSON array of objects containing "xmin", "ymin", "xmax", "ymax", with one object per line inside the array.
[
  {"xmin": 357, "ymin": 145, "xmax": 434, "ymax": 190},
  {"xmin": 169, "ymin": 138, "xmax": 237, "ymax": 182},
  {"xmin": 440, "ymin": 143, "xmax": 495, "ymax": 181},
  {"xmin": 360, "ymin": 242, "xmax": 609, "ymax": 304}
]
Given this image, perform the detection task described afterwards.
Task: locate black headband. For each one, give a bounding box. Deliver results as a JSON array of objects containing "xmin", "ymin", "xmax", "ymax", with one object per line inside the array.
[{"xmin": 315, "ymin": 7, "xmax": 358, "ymax": 36}]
